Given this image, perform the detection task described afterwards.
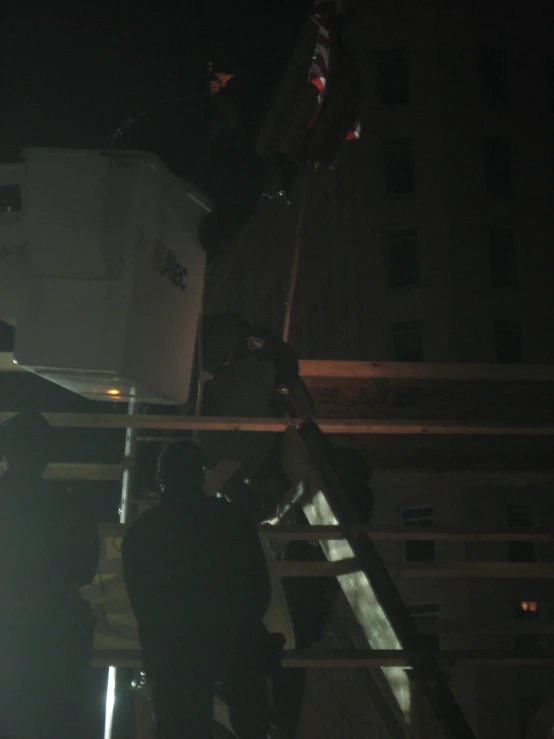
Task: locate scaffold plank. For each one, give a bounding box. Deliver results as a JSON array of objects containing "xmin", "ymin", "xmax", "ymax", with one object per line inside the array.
[
  {"xmin": 0, "ymin": 412, "xmax": 552, "ymax": 435},
  {"xmin": 274, "ymin": 561, "xmax": 554, "ymax": 579},
  {"xmin": 96, "ymin": 522, "xmax": 554, "ymax": 543},
  {"xmin": 90, "ymin": 649, "xmax": 554, "ymax": 669},
  {"xmin": 3, "ymin": 353, "xmax": 554, "ymax": 381}
]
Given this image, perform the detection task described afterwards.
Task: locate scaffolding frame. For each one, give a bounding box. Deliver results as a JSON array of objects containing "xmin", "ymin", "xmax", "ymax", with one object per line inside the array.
[{"xmin": 2, "ymin": 357, "xmax": 554, "ymax": 738}]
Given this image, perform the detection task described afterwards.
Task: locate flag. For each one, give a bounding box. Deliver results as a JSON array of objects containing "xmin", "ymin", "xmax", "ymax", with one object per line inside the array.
[{"xmin": 300, "ymin": 0, "xmax": 361, "ymax": 168}]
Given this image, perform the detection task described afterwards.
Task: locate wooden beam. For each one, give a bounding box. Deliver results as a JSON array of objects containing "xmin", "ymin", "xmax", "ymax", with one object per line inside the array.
[
  {"xmin": 97, "ymin": 522, "xmax": 554, "ymax": 543},
  {"xmin": 4, "ymin": 461, "xmax": 553, "ymax": 486},
  {"xmin": 274, "ymin": 561, "xmax": 554, "ymax": 579},
  {"xmin": 299, "ymin": 360, "xmax": 554, "ymax": 382},
  {"xmin": 258, "ymin": 525, "xmax": 554, "ymax": 543},
  {"xmin": 0, "ymin": 411, "xmax": 552, "ymax": 436},
  {"xmin": 4, "ymin": 354, "xmax": 554, "ymax": 381},
  {"xmin": 418, "ymin": 620, "xmax": 554, "ymax": 636},
  {"xmin": 91, "ymin": 648, "xmax": 554, "ymax": 669},
  {"xmin": 0, "ymin": 462, "xmax": 125, "ymax": 481}
]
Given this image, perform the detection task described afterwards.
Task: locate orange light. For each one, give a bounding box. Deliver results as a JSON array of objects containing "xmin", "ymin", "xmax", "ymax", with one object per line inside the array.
[
  {"xmin": 107, "ymin": 389, "xmax": 120, "ymax": 396},
  {"xmin": 521, "ymin": 601, "xmax": 538, "ymax": 613}
]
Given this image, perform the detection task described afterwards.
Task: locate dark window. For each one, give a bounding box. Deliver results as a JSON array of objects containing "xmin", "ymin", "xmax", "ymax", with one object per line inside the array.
[
  {"xmin": 392, "ymin": 320, "xmax": 423, "ymax": 362},
  {"xmin": 479, "ymin": 49, "xmax": 505, "ymax": 106},
  {"xmin": 402, "ymin": 506, "xmax": 435, "ymax": 561},
  {"xmin": 377, "ymin": 49, "xmax": 409, "ymax": 106},
  {"xmin": 0, "ymin": 185, "xmax": 21, "ymax": 213},
  {"xmin": 547, "ymin": 57, "xmax": 554, "ymax": 113},
  {"xmin": 384, "ymin": 139, "xmax": 414, "ymax": 196},
  {"xmin": 495, "ymin": 319, "xmax": 522, "ymax": 363},
  {"xmin": 484, "ymin": 136, "xmax": 511, "ymax": 195},
  {"xmin": 519, "ymin": 697, "xmax": 542, "ymax": 738},
  {"xmin": 514, "ymin": 601, "xmax": 541, "ymax": 652},
  {"xmin": 0, "ymin": 322, "xmax": 15, "ymax": 352},
  {"xmin": 408, "ymin": 602, "xmax": 440, "ymax": 651},
  {"xmin": 490, "ymin": 228, "xmax": 517, "ymax": 287},
  {"xmin": 507, "ymin": 505, "xmax": 536, "ymax": 563},
  {"xmin": 387, "ymin": 229, "xmax": 419, "ymax": 287}
]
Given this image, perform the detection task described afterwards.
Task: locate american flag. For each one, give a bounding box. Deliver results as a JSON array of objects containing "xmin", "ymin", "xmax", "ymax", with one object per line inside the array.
[{"xmin": 308, "ymin": 0, "xmax": 361, "ymax": 142}]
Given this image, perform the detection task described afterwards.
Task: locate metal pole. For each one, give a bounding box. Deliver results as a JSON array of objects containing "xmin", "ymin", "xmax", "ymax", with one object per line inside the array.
[
  {"xmin": 104, "ymin": 395, "xmax": 139, "ymax": 739},
  {"xmin": 282, "ymin": 169, "xmax": 310, "ymax": 343}
]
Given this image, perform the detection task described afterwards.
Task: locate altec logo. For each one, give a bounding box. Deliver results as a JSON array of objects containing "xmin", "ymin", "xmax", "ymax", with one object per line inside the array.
[{"xmin": 152, "ymin": 240, "xmax": 187, "ymax": 291}]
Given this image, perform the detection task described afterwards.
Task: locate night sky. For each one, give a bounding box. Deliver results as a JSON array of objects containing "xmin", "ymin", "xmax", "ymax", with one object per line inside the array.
[
  {"xmin": 2, "ymin": 1, "xmax": 311, "ymax": 736},
  {"xmin": 2, "ymin": 0, "xmax": 311, "ymax": 159}
]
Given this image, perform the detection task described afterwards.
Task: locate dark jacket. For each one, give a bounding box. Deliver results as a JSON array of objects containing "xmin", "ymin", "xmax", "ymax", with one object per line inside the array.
[
  {"xmin": 121, "ymin": 491, "xmax": 271, "ymax": 664},
  {"xmin": 0, "ymin": 474, "xmax": 98, "ymax": 619}
]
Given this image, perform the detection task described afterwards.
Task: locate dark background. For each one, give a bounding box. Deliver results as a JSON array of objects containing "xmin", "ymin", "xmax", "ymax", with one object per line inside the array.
[{"xmin": 1, "ymin": 0, "xmax": 311, "ymax": 736}]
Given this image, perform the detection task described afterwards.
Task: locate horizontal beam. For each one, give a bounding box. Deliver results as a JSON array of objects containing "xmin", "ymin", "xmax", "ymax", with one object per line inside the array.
[
  {"xmin": 0, "ymin": 462, "xmax": 125, "ymax": 481},
  {"xmin": 96, "ymin": 522, "xmax": 554, "ymax": 543},
  {"xmin": 259, "ymin": 525, "xmax": 554, "ymax": 543},
  {"xmin": 299, "ymin": 360, "xmax": 554, "ymax": 383},
  {"xmin": 0, "ymin": 412, "xmax": 552, "ymax": 436},
  {"xmin": 4, "ymin": 353, "xmax": 554, "ymax": 382},
  {"xmin": 418, "ymin": 619, "xmax": 554, "ymax": 636},
  {"xmin": 91, "ymin": 648, "xmax": 554, "ymax": 669},
  {"xmin": 274, "ymin": 561, "xmax": 554, "ymax": 579},
  {"xmin": 2, "ymin": 462, "xmax": 552, "ymax": 486}
]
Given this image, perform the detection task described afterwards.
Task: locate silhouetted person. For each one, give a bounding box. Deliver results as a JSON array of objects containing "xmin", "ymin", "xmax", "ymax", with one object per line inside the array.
[
  {"xmin": 122, "ymin": 440, "xmax": 272, "ymax": 739},
  {"xmin": 0, "ymin": 412, "xmax": 99, "ymax": 739}
]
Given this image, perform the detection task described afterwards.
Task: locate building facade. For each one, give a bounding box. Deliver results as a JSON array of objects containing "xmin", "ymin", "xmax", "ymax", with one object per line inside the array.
[{"xmin": 205, "ymin": 1, "xmax": 554, "ymax": 737}]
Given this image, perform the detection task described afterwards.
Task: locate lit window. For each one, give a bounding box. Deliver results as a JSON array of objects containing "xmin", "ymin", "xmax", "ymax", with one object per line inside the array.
[
  {"xmin": 515, "ymin": 600, "xmax": 541, "ymax": 652},
  {"xmin": 520, "ymin": 601, "xmax": 538, "ymax": 613}
]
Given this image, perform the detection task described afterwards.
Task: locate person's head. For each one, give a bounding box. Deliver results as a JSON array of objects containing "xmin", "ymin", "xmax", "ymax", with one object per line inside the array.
[
  {"xmin": 0, "ymin": 411, "xmax": 60, "ymax": 476},
  {"xmin": 156, "ymin": 440, "xmax": 205, "ymax": 497}
]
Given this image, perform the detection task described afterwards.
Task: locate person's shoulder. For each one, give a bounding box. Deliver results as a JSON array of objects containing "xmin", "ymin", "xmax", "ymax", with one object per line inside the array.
[{"xmin": 122, "ymin": 505, "xmax": 162, "ymax": 549}]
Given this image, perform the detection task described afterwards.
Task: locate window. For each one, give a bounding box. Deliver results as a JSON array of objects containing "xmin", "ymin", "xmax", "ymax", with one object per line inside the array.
[
  {"xmin": 384, "ymin": 139, "xmax": 414, "ymax": 196},
  {"xmin": 484, "ymin": 136, "xmax": 511, "ymax": 195},
  {"xmin": 387, "ymin": 229, "xmax": 419, "ymax": 287},
  {"xmin": 507, "ymin": 505, "xmax": 536, "ymax": 563},
  {"xmin": 401, "ymin": 506, "xmax": 435, "ymax": 561},
  {"xmin": 377, "ymin": 49, "xmax": 410, "ymax": 106},
  {"xmin": 519, "ymin": 697, "xmax": 542, "ymax": 739},
  {"xmin": 392, "ymin": 320, "xmax": 424, "ymax": 362},
  {"xmin": 489, "ymin": 228, "xmax": 517, "ymax": 287},
  {"xmin": 495, "ymin": 319, "xmax": 522, "ymax": 363},
  {"xmin": 408, "ymin": 602, "xmax": 440, "ymax": 651},
  {"xmin": 0, "ymin": 185, "xmax": 21, "ymax": 213},
  {"xmin": 547, "ymin": 56, "xmax": 554, "ymax": 113},
  {"xmin": 479, "ymin": 49, "xmax": 505, "ymax": 106},
  {"xmin": 514, "ymin": 600, "xmax": 541, "ymax": 652},
  {"xmin": 0, "ymin": 322, "xmax": 15, "ymax": 352}
]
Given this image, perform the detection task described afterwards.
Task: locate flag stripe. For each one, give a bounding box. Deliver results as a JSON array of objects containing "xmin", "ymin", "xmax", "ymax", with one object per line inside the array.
[{"xmin": 307, "ymin": 4, "xmax": 361, "ymax": 141}]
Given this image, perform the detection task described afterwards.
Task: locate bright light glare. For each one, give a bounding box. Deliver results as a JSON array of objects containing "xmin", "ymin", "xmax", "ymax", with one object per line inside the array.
[
  {"xmin": 107, "ymin": 389, "xmax": 121, "ymax": 396},
  {"xmin": 303, "ymin": 489, "xmax": 411, "ymax": 718},
  {"xmin": 104, "ymin": 666, "xmax": 116, "ymax": 739}
]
